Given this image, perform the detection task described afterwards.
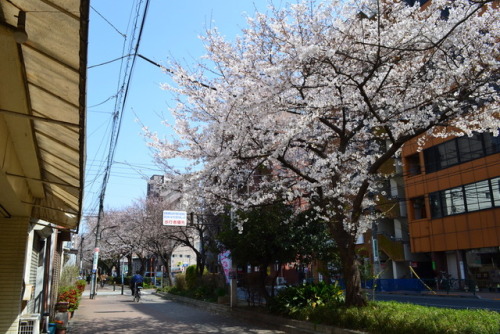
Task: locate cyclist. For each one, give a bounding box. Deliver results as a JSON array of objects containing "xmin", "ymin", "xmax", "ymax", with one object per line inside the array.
[{"xmin": 130, "ymin": 271, "xmax": 144, "ymax": 296}]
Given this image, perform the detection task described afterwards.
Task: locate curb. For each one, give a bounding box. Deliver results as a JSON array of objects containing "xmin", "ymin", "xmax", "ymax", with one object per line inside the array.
[
  {"xmin": 371, "ymin": 291, "xmax": 481, "ymax": 299},
  {"xmin": 154, "ymin": 292, "xmax": 367, "ymax": 334}
]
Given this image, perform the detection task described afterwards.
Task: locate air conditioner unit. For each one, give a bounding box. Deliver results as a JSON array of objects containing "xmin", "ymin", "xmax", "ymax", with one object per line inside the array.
[{"xmin": 18, "ymin": 314, "xmax": 40, "ymax": 334}]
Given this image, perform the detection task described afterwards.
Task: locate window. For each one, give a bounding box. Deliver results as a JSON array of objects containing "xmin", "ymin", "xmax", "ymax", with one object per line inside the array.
[
  {"xmin": 484, "ymin": 133, "xmax": 500, "ymax": 155},
  {"xmin": 439, "ymin": 141, "xmax": 459, "ymax": 169},
  {"xmin": 442, "ymin": 187, "xmax": 465, "ymax": 215},
  {"xmin": 424, "ymin": 147, "xmax": 440, "ymax": 173},
  {"xmin": 429, "ymin": 177, "xmax": 499, "ymax": 219},
  {"xmin": 492, "ymin": 177, "xmax": 500, "ymax": 207},
  {"xmin": 457, "ymin": 134, "xmax": 484, "ymax": 163},
  {"xmin": 429, "ymin": 192, "xmax": 443, "ymax": 218},
  {"xmin": 464, "ymin": 180, "xmax": 492, "ymax": 212},
  {"xmin": 406, "ymin": 153, "xmax": 421, "ymax": 176},
  {"xmin": 423, "ymin": 132, "xmax": 499, "ymax": 174},
  {"xmin": 411, "ymin": 196, "xmax": 427, "ymax": 220}
]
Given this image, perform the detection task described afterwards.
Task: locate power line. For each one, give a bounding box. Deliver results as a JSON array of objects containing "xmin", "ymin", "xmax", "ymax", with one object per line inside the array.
[{"xmin": 90, "ymin": 5, "xmax": 127, "ymax": 38}]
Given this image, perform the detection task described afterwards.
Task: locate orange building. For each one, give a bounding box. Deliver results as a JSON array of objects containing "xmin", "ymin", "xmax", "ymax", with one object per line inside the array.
[{"xmin": 402, "ymin": 131, "xmax": 500, "ymax": 288}]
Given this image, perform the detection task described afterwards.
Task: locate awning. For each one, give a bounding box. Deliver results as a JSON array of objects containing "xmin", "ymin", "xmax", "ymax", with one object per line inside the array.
[{"xmin": 0, "ymin": 0, "xmax": 88, "ymax": 229}]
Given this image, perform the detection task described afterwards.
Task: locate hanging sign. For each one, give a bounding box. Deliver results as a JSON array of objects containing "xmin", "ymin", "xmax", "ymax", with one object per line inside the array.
[{"xmin": 163, "ymin": 210, "xmax": 187, "ymax": 226}]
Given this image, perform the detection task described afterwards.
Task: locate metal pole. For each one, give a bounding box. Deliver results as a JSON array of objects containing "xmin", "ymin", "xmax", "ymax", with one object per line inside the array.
[{"xmin": 90, "ymin": 207, "xmax": 103, "ymax": 299}]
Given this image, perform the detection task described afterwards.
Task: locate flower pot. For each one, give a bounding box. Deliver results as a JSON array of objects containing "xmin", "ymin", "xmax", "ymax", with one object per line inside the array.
[
  {"xmin": 48, "ymin": 323, "xmax": 56, "ymax": 334},
  {"xmin": 55, "ymin": 302, "xmax": 69, "ymax": 312}
]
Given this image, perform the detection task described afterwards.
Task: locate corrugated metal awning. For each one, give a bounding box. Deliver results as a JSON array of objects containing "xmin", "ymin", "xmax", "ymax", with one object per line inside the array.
[{"xmin": 0, "ymin": 0, "xmax": 88, "ymax": 229}]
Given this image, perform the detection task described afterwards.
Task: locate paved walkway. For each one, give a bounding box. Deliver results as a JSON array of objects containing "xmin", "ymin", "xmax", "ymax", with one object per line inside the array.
[{"xmin": 68, "ymin": 285, "xmax": 285, "ymax": 334}]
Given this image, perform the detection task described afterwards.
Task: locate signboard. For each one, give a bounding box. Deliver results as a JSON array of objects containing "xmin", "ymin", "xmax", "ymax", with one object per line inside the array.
[
  {"xmin": 92, "ymin": 248, "xmax": 99, "ymax": 271},
  {"xmin": 163, "ymin": 210, "xmax": 188, "ymax": 226}
]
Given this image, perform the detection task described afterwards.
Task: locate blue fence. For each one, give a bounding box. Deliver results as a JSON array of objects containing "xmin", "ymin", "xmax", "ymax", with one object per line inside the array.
[{"xmin": 362, "ymin": 279, "xmax": 425, "ymax": 292}]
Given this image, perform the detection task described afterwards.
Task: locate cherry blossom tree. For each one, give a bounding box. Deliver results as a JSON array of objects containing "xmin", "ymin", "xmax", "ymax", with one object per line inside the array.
[
  {"xmin": 146, "ymin": 0, "xmax": 499, "ymax": 306},
  {"xmin": 141, "ymin": 197, "xmax": 181, "ymax": 285}
]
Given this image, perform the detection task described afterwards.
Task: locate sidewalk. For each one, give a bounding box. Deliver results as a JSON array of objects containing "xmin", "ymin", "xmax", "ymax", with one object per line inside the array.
[
  {"xmin": 83, "ymin": 282, "xmax": 158, "ymax": 297},
  {"xmin": 69, "ymin": 286, "xmax": 289, "ymax": 334},
  {"xmin": 84, "ymin": 282, "xmax": 130, "ymax": 296}
]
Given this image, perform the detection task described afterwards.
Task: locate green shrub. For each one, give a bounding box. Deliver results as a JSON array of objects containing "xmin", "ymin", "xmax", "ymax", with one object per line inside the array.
[
  {"xmin": 175, "ymin": 273, "xmax": 187, "ymax": 291},
  {"xmin": 156, "ymin": 285, "xmax": 174, "ymax": 293},
  {"xmin": 185, "ymin": 265, "xmax": 198, "ymax": 290},
  {"xmin": 268, "ymin": 282, "xmax": 345, "ymax": 317},
  {"xmin": 168, "ymin": 271, "xmax": 226, "ymax": 302},
  {"xmin": 59, "ymin": 265, "xmax": 80, "ymax": 287},
  {"xmin": 305, "ymin": 301, "xmax": 500, "ymax": 334}
]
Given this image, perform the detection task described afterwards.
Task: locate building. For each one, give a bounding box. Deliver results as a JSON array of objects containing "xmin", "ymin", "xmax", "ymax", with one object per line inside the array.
[
  {"xmin": 147, "ymin": 174, "xmax": 165, "ymax": 198},
  {"xmin": 147, "ymin": 175, "xmax": 198, "ymax": 276},
  {"xmin": 402, "ymin": 130, "xmax": 500, "ymax": 288},
  {"xmin": 356, "ymin": 155, "xmax": 424, "ymax": 281},
  {"xmin": 351, "ymin": 0, "xmax": 499, "ymax": 288},
  {"xmin": 0, "ymin": 0, "xmax": 88, "ymax": 332}
]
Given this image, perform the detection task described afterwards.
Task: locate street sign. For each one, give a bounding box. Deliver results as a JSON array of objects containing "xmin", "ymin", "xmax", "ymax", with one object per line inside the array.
[{"xmin": 163, "ymin": 210, "xmax": 187, "ymax": 226}]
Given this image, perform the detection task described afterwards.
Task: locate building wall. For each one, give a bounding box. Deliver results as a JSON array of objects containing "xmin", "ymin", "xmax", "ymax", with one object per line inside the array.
[
  {"xmin": 403, "ymin": 133, "xmax": 500, "ymax": 253},
  {"xmin": 0, "ymin": 217, "xmax": 30, "ymax": 334}
]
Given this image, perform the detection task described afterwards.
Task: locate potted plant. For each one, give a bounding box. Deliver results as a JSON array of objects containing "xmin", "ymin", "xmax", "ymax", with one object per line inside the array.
[
  {"xmin": 57, "ymin": 286, "xmax": 81, "ymax": 314},
  {"xmin": 54, "ymin": 302, "xmax": 69, "ymax": 312},
  {"xmin": 54, "ymin": 320, "xmax": 67, "ymax": 334}
]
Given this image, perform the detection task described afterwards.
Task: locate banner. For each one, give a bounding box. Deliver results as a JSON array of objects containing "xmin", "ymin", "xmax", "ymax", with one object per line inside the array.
[{"xmin": 219, "ymin": 250, "xmax": 232, "ymax": 283}]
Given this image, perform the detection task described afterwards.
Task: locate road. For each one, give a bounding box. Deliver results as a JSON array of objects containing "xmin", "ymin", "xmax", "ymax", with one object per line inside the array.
[
  {"xmin": 369, "ymin": 292, "xmax": 500, "ymax": 312},
  {"xmin": 69, "ymin": 289, "xmax": 285, "ymax": 334}
]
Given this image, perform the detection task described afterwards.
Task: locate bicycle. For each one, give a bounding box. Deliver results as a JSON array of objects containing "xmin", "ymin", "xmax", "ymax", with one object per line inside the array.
[{"xmin": 133, "ymin": 282, "xmax": 142, "ymax": 302}]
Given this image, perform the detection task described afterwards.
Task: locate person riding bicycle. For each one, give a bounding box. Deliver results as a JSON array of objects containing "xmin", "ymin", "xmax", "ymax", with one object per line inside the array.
[{"xmin": 130, "ymin": 271, "xmax": 144, "ymax": 296}]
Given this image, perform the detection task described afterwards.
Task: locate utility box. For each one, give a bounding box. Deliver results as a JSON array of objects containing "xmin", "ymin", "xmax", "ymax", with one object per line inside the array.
[{"xmin": 18, "ymin": 313, "xmax": 40, "ymax": 334}]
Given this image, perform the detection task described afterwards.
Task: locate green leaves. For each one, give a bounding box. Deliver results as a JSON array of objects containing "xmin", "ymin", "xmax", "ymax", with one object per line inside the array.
[{"xmin": 268, "ymin": 282, "xmax": 345, "ymax": 318}]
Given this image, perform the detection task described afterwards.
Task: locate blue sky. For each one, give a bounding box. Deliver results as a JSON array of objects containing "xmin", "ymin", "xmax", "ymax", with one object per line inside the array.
[{"xmin": 84, "ymin": 0, "xmax": 277, "ymax": 217}]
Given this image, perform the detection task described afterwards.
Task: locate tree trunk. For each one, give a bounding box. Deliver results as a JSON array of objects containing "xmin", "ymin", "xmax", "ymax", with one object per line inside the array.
[
  {"xmin": 339, "ymin": 246, "xmax": 367, "ymax": 307},
  {"xmin": 127, "ymin": 254, "xmax": 133, "ymax": 276},
  {"xmin": 158, "ymin": 252, "xmax": 173, "ymax": 286},
  {"xmin": 259, "ymin": 264, "xmax": 271, "ymax": 302},
  {"xmin": 332, "ymin": 223, "xmax": 367, "ymax": 307}
]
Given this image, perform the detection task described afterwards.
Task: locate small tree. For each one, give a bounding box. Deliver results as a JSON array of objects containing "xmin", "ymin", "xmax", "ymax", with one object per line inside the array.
[{"xmin": 218, "ymin": 203, "xmax": 335, "ymax": 302}]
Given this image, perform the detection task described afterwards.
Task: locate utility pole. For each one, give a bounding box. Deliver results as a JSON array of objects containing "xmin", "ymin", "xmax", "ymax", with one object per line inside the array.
[{"xmin": 90, "ymin": 200, "xmax": 104, "ymax": 299}]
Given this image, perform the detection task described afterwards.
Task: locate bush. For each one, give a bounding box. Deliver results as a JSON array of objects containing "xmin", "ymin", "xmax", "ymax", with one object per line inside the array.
[
  {"xmin": 174, "ymin": 273, "xmax": 187, "ymax": 291},
  {"xmin": 305, "ymin": 301, "xmax": 500, "ymax": 334},
  {"xmin": 168, "ymin": 271, "xmax": 226, "ymax": 302},
  {"xmin": 156, "ymin": 285, "xmax": 174, "ymax": 293},
  {"xmin": 185, "ymin": 265, "xmax": 198, "ymax": 290},
  {"xmin": 268, "ymin": 282, "xmax": 345, "ymax": 317},
  {"xmin": 59, "ymin": 265, "xmax": 80, "ymax": 287}
]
